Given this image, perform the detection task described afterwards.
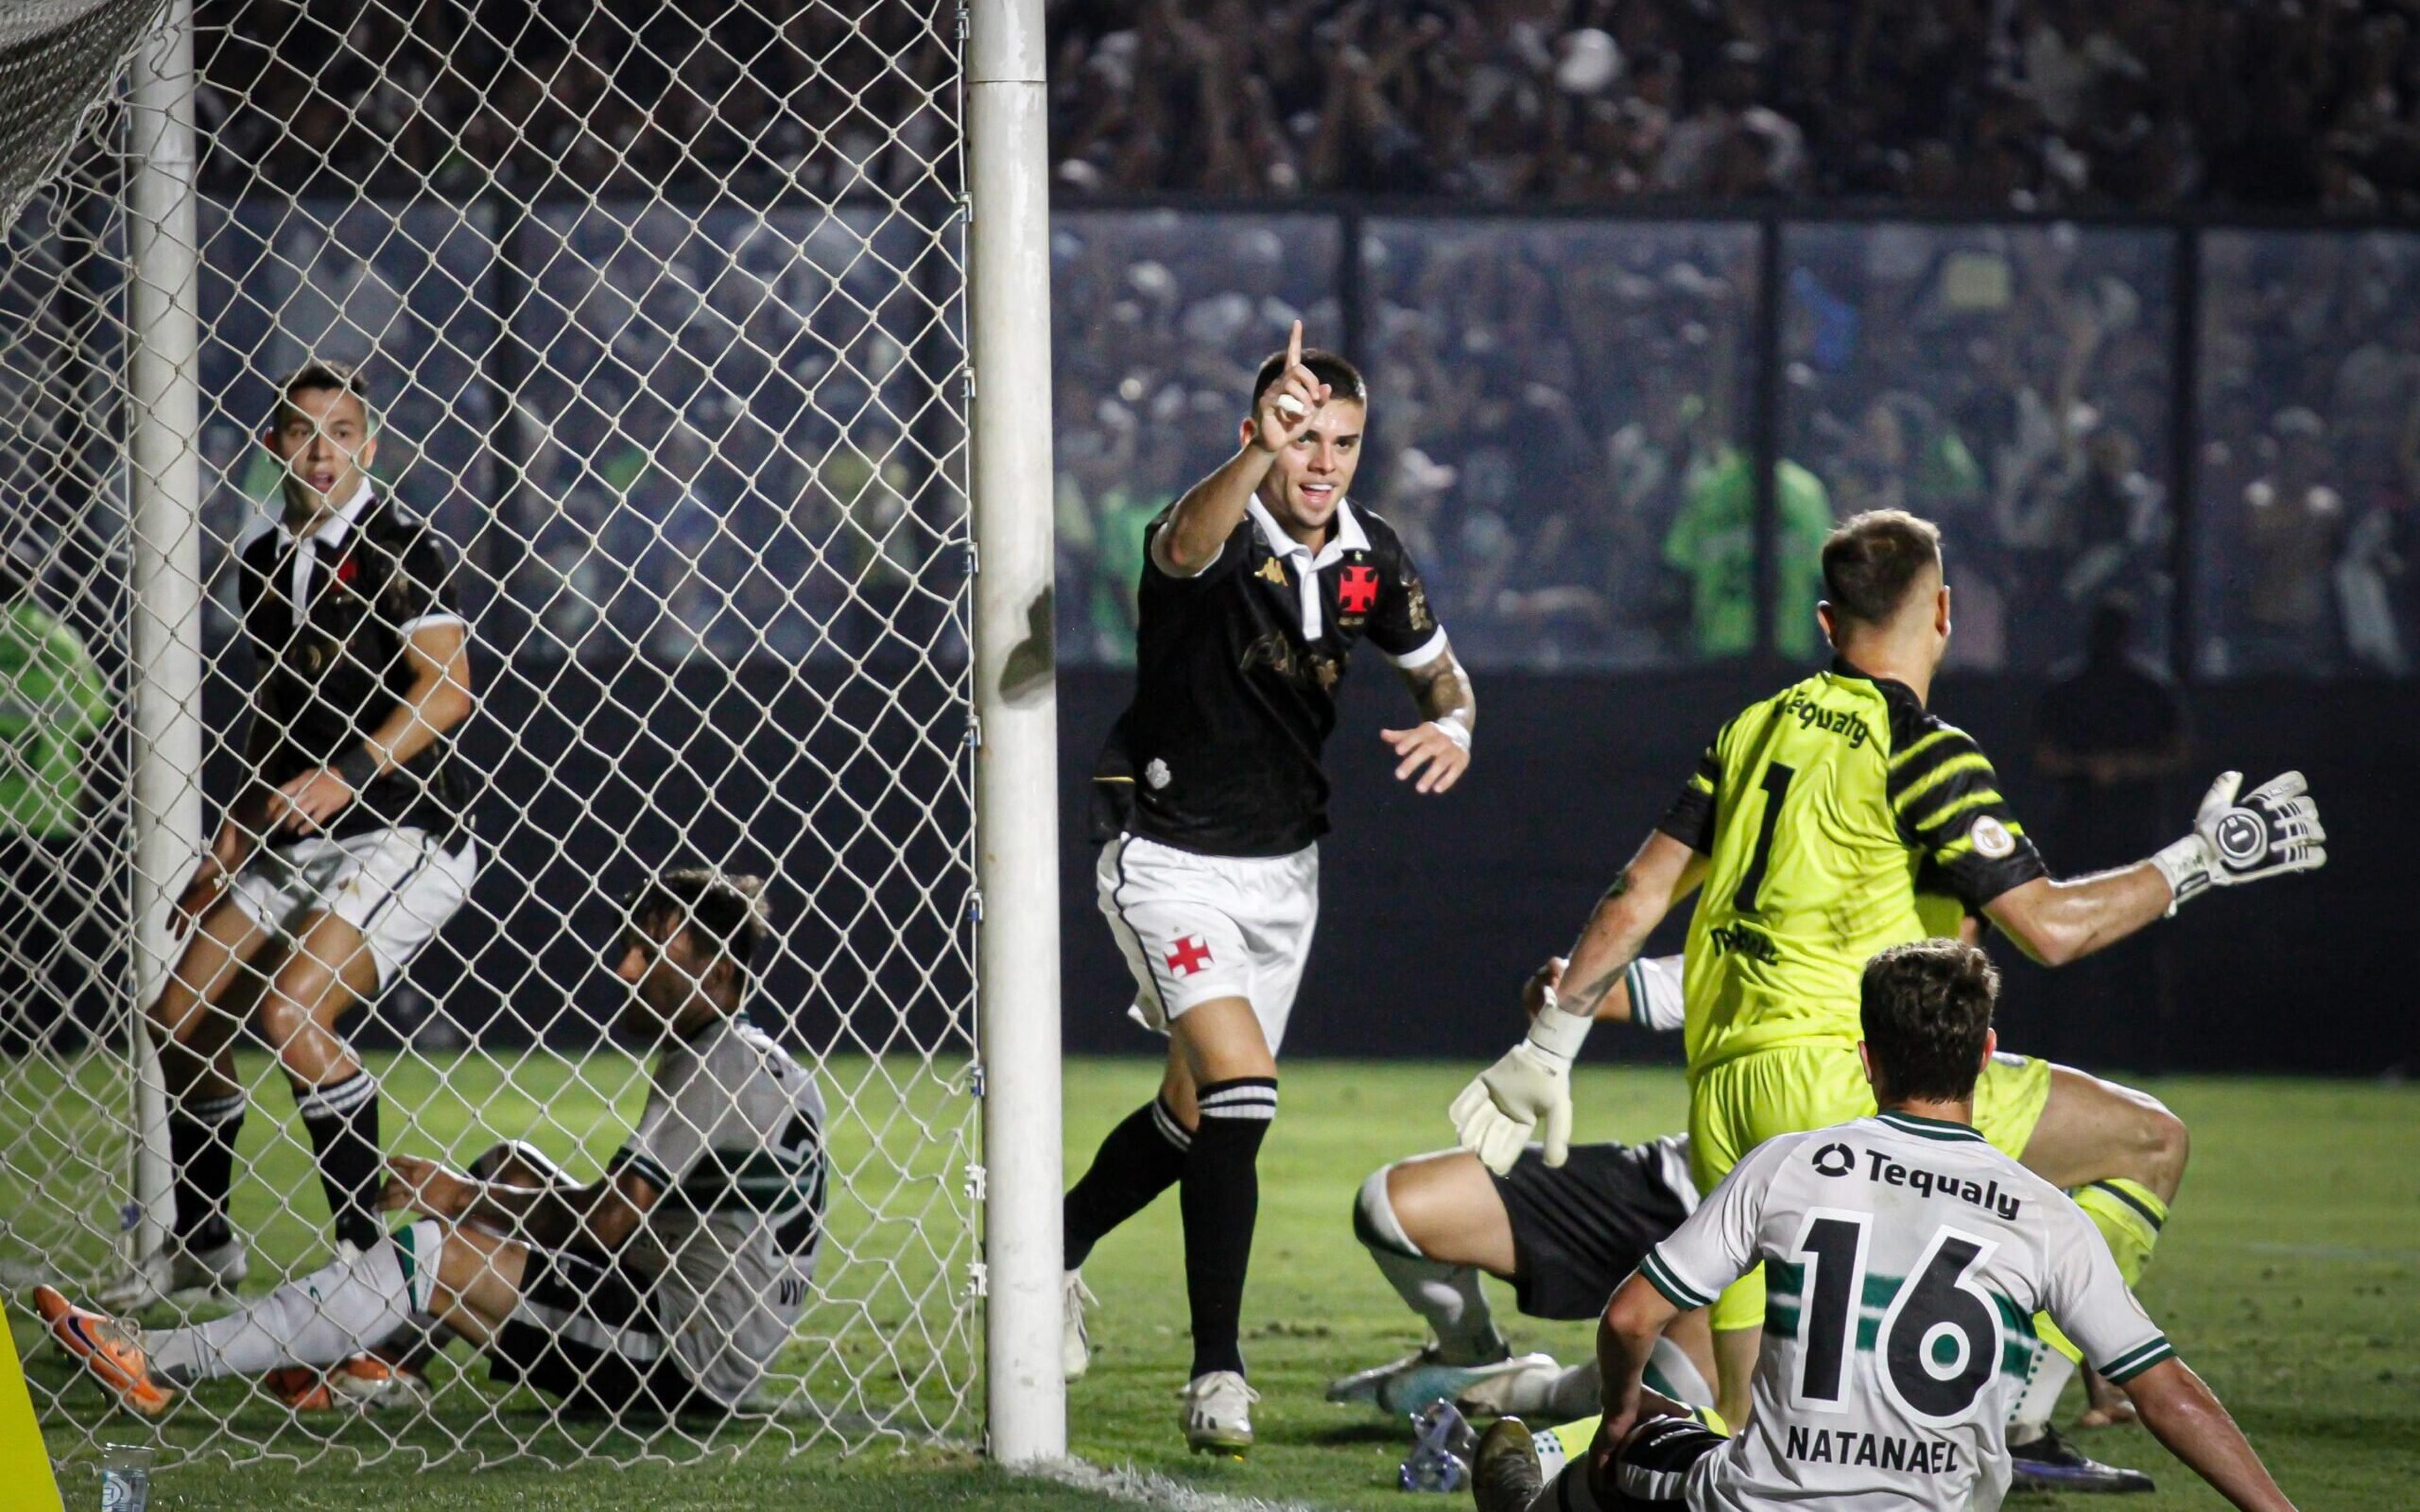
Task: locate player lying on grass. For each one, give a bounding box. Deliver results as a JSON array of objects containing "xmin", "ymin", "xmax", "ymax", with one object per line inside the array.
[
  {"xmin": 1453, "ymin": 510, "xmax": 2322, "ymax": 1462},
  {"xmin": 1342, "ymin": 937, "xmax": 2182, "ymax": 1490},
  {"xmin": 39, "ymin": 868, "xmax": 827, "ymax": 1420},
  {"xmin": 1469, "ymin": 939, "xmax": 2298, "ymax": 1512}
]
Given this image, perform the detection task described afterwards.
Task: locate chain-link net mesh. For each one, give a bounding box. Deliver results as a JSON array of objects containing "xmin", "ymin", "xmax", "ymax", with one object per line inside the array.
[{"xmin": 1, "ymin": 0, "xmax": 976, "ymax": 1470}]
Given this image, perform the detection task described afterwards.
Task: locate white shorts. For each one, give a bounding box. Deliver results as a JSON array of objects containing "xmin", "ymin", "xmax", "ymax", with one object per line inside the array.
[
  {"xmin": 1095, "ymin": 832, "xmax": 1318, "ymax": 1055},
  {"xmin": 228, "ymin": 828, "xmax": 476, "ymax": 990}
]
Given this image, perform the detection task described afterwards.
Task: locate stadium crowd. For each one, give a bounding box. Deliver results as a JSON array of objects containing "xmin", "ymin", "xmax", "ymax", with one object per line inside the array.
[
  {"xmin": 1051, "ymin": 216, "xmax": 2420, "ymax": 674},
  {"xmin": 177, "ymin": 0, "xmax": 2420, "ymax": 679},
  {"xmin": 1047, "ymin": 0, "xmax": 2420, "ymax": 214}
]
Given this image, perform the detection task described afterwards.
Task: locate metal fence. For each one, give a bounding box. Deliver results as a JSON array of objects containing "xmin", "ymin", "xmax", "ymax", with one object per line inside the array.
[{"xmin": 1054, "ymin": 205, "xmax": 2420, "ymax": 680}]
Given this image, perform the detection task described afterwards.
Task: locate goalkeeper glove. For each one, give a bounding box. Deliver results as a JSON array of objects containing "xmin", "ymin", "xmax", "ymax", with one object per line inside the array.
[
  {"xmin": 2150, "ymin": 770, "xmax": 2326, "ymax": 912},
  {"xmin": 1449, "ymin": 987, "xmax": 1592, "ymax": 1174}
]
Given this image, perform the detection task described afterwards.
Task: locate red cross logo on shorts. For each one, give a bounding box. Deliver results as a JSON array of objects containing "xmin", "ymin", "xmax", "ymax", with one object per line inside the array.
[
  {"xmin": 1165, "ymin": 936, "xmax": 1214, "ymax": 977},
  {"xmin": 1338, "ymin": 564, "xmax": 1380, "ymax": 616}
]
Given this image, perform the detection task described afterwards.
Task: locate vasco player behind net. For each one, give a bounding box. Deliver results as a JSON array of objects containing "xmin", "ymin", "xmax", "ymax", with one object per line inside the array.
[{"xmin": 1063, "ymin": 322, "xmax": 1477, "ymax": 1456}]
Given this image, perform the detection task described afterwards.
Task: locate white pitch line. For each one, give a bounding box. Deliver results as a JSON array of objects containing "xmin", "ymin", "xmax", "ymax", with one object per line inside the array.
[{"xmin": 1024, "ymin": 1456, "xmax": 1331, "ymax": 1512}]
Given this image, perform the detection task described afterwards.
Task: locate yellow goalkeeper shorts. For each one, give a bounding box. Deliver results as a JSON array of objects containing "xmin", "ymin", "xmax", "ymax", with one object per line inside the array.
[{"xmin": 1688, "ymin": 1043, "xmax": 2051, "ymax": 1333}]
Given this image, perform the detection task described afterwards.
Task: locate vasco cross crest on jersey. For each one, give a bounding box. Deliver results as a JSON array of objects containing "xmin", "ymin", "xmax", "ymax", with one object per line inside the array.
[
  {"xmin": 1164, "ymin": 936, "xmax": 1214, "ymax": 977},
  {"xmin": 1337, "ymin": 564, "xmax": 1380, "ymax": 616}
]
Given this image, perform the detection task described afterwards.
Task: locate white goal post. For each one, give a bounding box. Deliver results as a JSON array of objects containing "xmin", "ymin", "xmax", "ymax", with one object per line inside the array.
[{"xmin": 0, "ymin": 0, "xmax": 1063, "ymax": 1472}]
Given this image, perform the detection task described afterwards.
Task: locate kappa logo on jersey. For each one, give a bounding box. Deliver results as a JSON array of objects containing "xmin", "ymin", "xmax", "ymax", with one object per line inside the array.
[
  {"xmin": 1337, "ymin": 564, "xmax": 1380, "ymax": 616},
  {"xmin": 1968, "ymin": 814, "xmax": 2016, "ymax": 859},
  {"xmin": 1812, "ymin": 1142, "xmax": 1856, "ymax": 1177},
  {"xmin": 1165, "ymin": 936, "xmax": 1214, "ymax": 977},
  {"xmin": 1257, "ymin": 558, "xmax": 1288, "ymax": 587}
]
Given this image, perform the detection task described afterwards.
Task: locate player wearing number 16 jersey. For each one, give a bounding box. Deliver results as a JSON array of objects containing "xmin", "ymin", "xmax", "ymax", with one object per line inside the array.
[{"xmin": 1474, "ymin": 940, "xmax": 2297, "ymax": 1512}]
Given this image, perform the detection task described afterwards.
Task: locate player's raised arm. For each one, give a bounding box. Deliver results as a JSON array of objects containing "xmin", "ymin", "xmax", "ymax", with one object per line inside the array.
[
  {"xmin": 1986, "ymin": 769, "xmax": 2325, "ymax": 966},
  {"xmin": 1151, "ymin": 319, "xmax": 1328, "ymax": 576},
  {"xmin": 2118, "ymin": 1360, "xmax": 2298, "ymax": 1512},
  {"xmin": 1451, "ymin": 832, "xmax": 1705, "ymax": 1172}
]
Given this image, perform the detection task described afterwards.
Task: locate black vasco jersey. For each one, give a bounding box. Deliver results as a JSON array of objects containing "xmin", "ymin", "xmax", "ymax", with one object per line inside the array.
[
  {"xmin": 1094, "ymin": 497, "xmax": 1446, "ymax": 857},
  {"xmin": 235, "ymin": 491, "xmax": 473, "ymax": 843}
]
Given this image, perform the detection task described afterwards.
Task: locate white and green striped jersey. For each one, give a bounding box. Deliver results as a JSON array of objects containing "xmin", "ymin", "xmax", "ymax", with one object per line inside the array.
[
  {"xmin": 1638, "ymin": 1112, "xmax": 2172, "ymax": 1512},
  {"xmin": 616, "ymin": 1012, "xmax": 826, "ymax": 1406}
]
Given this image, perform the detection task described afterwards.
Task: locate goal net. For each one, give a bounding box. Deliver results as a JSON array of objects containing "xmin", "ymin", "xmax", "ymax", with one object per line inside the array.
[{"xmin": 1, "ymin": 0, "xmax": 979, "ymax": 1469}]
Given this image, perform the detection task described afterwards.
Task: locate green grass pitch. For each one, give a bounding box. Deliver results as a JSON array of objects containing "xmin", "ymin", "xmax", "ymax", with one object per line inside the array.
[{"xmin": 15, "ymin": 1053, "xmax": 2418, "ymax": 1509}]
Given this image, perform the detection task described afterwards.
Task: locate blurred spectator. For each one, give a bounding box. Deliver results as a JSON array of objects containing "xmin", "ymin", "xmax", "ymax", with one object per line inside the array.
[
  {"xmin": 0, "ymin": 541, "xmax": 112, "ymax": 1054},
  {"xmin": 1663, "ymin": 444, "xmax": 1831, "ymax": 662},
  {"xmin": 2237, "ymin": 408, "xmax": 2349, "ymax": 675}
]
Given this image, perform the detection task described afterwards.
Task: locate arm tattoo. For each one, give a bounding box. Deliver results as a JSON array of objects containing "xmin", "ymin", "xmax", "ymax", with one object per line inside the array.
[
  {"xmin": 1402, "ymin": 649, "xmax": 1475, "ymax": 730},
  {"xmin": 1560, "ymin": 868, "xmax": 1638, "ymax": 1014}
]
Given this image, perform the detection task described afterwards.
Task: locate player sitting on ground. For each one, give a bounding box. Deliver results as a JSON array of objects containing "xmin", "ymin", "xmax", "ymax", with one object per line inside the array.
[
  {"xmin": 1329, "ymin": 955, "xmax": 1714, "ymax": 1421},
  {"xmin": 39, "ymin": 868, "xmax": 826, "ymax": 1419},
  {"xmin": 1340, "ymin": 931, "xmax": 2184, "ymax": 1478},
  {"xmin": 1470, "ymin": 939, "xmax": 2299, "ymax": 1512}
]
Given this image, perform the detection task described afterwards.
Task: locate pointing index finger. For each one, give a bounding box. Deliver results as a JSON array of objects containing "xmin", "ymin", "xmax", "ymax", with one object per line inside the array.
[{"xmin": 1286, "ymin": 319, "xmax": 1303, "ymax": 371}]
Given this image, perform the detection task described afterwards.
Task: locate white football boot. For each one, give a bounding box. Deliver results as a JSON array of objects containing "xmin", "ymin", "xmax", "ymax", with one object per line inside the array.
[
  {"xmin": 1061, "ymin": 1271, "xmax": 1097, "ymax": 1382},
  {"xmin": 1326, "ymin": 1343, "xmax": 1561, "ymax": 1416},
  {"xmin": 98, "ymin": 1234, "xmax": 250, "ymax": 1312},
  {"xmin": 1455, "ymin": 1355, "xmax": 1586, "ymax": 1419},
  {"xmin": 1182, "ymin": 1370, "xmax": 1260, "ymax": 1456}
]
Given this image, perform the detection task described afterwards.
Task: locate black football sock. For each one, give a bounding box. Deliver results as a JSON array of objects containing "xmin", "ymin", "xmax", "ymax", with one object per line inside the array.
[
  {"xmin": 168, "ymin": 1090, "xmax": 247, "ymax": 1252},
  {"xmin": 294, "ymin": 1069, "xmax": 384, "ymax": 1252},
  {"xmin": 1181, "ymin": 1077, "xmax": 1276, "ymax": 1379},
  {"xmin": 1063, "ymin": 1096, "xmax": 1191, "ymax": 1268}
]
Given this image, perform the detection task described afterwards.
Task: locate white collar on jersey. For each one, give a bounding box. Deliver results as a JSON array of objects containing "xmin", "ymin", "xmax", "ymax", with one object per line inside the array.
[
  {"xmin": 277, "ymin": 479, "xmax": 376, "ymax": 608},
  {"xmin": 1246, "ymin": 495, "xmax": 1371, "ymax": 640}
]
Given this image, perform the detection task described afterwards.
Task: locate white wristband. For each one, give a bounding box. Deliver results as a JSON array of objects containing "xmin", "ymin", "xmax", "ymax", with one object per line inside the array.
[
  {"xmin": 1427, "ymin": 718, "xmax": 1472, "ymax": 753},
  {"xmin": 2148, "ymin": 835, "xmax": 2207, "ymax": 916},
  {"xmin": 1524, "ymin": 998, "xmax": 1593, "ymax": 1063}
]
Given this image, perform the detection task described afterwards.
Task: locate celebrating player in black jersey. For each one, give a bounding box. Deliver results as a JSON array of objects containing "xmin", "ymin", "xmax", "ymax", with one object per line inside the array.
[
  {"xmin": 1063, "ymin": 323, "xmax": 1477, "ymax": 1454},
  {"xmin": 108, "ymin": 362, "xmax": 478, "ymax": 1309}
]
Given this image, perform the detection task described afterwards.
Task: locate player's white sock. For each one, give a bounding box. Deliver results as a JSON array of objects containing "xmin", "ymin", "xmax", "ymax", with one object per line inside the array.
[
  {"xmin": 1647, "ymin": 1336, "xmax": 1714, "ymax": 1407},
  {"xmin": 145, "ymin": 1220, "xmax": 440, "ymax": 1383},
  {"xmin": 2008, "ymin": 1336, "xmax": 2078, "ymax": 1441},
  {"xmin": 1352, "ymin": 1167, "xmax": 1506, "ymax": 1365}
]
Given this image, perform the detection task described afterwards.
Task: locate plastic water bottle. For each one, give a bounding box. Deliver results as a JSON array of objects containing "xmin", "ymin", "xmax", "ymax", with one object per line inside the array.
[
  {"xmin": 1399, "ymin": 1399, "xmax": 1477, "ymax": 1492},
  {"xmin": 100, "ymin": 1444, "xmax": 152, "ymax": 1512}
]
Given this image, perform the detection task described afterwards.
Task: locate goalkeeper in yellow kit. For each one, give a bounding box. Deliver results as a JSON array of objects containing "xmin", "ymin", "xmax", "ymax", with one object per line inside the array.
[{"xmin": 1451, "ymin": 510, "xmax": 2326, "ymax": 1471}]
